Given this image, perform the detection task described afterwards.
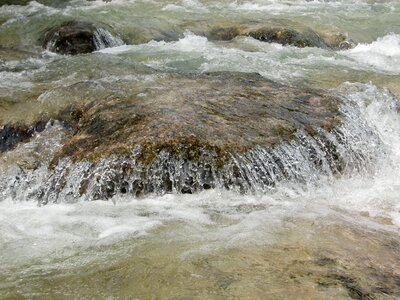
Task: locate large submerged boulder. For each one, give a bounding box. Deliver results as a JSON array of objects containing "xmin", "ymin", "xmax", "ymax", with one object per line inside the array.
[
  {"xmin": 52, "ymin": 72, "xmax": 340, "ymax": 163},
  {"xmin": 247, "ymin": 27, "xmax": 353, "ymax": 49},
  {"xmin": 203, "ymin": 24, "xmax": 354, "ymax": 50},
  {"xmin": 0, "ymin": 72, "xmax": 379, "ymax": 203},
  {"xmin": 246, "ymin": 27, "xmax": 328, "ymax": 48},
  {"xmin": 42, "ymin": 21, "xmax": 124, "ymax": 55}
]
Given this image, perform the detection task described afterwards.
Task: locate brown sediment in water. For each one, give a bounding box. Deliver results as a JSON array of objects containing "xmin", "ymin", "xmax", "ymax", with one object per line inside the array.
[{"xmin": 1, "ymin": 217, "xmax": 398, "ymax": 299}]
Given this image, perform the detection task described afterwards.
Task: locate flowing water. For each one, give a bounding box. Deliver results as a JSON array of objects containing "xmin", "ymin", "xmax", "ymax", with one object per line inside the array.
[{"xmin": 1, "ymin": 0, "xmax": 400, "ymax": 299}]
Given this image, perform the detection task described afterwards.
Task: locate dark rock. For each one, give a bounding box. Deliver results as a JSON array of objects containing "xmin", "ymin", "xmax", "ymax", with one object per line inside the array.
[
  {"xmin": 0, "ymin": 0, "xmax": 31, "ymax": 6},
  {"xmin": 207, "ymin": 26, "xmax": 242, "ymax": 41},
  {"xmin": 1, "ymin": 0, "xmax": 72, "ymax": 7},
  {"xmin": 314, "ymin": 257, "xmax": 337, "ymax": 266},
  {"xmin": 247, "ymin": 27, "xmax": 328, "ymax": 48},
  {"xmin": 0, "ymin": 120, "xmax": 47, "ymax": 152},
  {"xmin": 42, "ymin": 21, "xmax": 123, "ymax": 55},
  {"xmin": 202, "ymin": 24, "xmax": 354, "ymax": 50}
]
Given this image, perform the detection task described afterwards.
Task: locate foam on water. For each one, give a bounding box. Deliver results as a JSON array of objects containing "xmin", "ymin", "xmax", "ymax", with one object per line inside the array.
[
  {"xmin": 1, "ymin": 1, "xmax": 400, "ymax": 293},
  {"xmin": 99, "ymin": 32, "xmax": 308, "ymax": 81},
  {"xmin": 0, "ymin": 79, "xmax": 387, "ymax": 204},
  {"xmin": 0, "ymin": 1, "xmax": 63, "ymax": 26},
  {"xmin": 0, "ymin": 55, "xmax": 60, "ymax": 105},
  {"xmin": 0, "ymin": 83, "xmax": 399, "ymax": 270},
  {"xmin": 342, "ymin": 33, "xmax": 400, "ymax": 74},
  {"xmin": 285, "ymin": 83, "xmax": 400, "ymax": 225},
  {"xmin": 98, "ymin": 31, "xmax": 400, "ymax": 83},
  {"xmin": 220, "ymin": 0, "xmax": 398, "ymax": 15},
  {"xmin": 0, "ymin": 71, "xmax": 34, "ymax": 90},
  {"xmin": 0, "ymin": 0, "xmax": 394, "ymax": 25}
]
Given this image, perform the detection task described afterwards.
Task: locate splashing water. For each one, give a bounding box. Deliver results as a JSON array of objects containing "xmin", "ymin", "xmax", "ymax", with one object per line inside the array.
[
  {"xmin": 0, "ymin": 83, "xmax": 399, "ymax": 298},
  {"xmin": 93, "ymin": 27, "xmax": 124, "ymax": 50},
  {"xmin": 342, "ymin": 33, "xmax": 400, "ymax": 74},
  {"xmin": 0, "ymin": 83, "xmax": 395, "ymax": 205},
  {"xmin": 1, "ymin": 0, "xmax": 400, "ymax": 298}
]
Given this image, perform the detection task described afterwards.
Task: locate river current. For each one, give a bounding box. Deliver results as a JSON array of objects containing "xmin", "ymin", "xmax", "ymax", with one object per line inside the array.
[{"xmin": 1, "ymin": 0, "xmax": 400, "ymax": 299}]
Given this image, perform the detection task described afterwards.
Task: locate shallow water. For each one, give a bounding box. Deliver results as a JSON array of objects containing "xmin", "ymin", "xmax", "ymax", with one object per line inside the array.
[{"xmin": 1, "ymin": 0, "xmax": 400, "ymax": 299}]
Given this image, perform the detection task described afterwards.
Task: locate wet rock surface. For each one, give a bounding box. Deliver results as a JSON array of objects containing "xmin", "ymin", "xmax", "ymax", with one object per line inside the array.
[
  {"xmin": 53, "ymin": 72, "xmax": 341, "ymax": 163},
  {"xmin": 39, "ymin": 19, "xmax": 353, "ymax": 53},
  {"xmin": 201, "ymin": 23, "xmax": 354, "ymax": 49},
  {"xmin": 42, "ymin": 21, "xmax": 123, "ymax": 55},
  {"xmin": 0, "ymin": 72, "xmax": 379, "ymax": 202},
  {"xmin": 246, "ymin": 27, "xmax": 328, "ymax": 48},
  {"xmin": 0, "ymin": 0, "xmax": 71, "ymax": 7},
  {"xmin": 0, "ymin": 120, "xmax": 47, "ymax": 152}
]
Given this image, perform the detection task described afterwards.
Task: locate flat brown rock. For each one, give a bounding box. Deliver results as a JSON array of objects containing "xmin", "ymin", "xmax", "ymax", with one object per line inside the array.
[
  {"xmin": 53, "ymin": 72, "xmax": 340, "ymax": 164},
  {"xmin": 0, "ymin": 72, "xmax": 355, "ymax": 202},
  {"xmin": 195, "ymin": 22, "xmax": 354, "ymax": 49}
]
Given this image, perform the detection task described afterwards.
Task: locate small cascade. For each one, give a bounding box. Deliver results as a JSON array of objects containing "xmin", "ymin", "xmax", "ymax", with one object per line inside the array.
[
  {"xmin": 44, "ymin": 33, "xmax": 58, "ymax": 53},
  {"xmin": 93, "ymin": 27, "xmax": 124, "ymax": 50},
  {"xmin": 0, "ymin": 83, "xmax": 392, "ymax": 204}
]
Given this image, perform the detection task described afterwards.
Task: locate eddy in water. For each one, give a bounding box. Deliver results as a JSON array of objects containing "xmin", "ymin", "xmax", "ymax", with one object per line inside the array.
[{"xmin": 0, "ymin": 0, "xmax": 400, "ymax": 299}]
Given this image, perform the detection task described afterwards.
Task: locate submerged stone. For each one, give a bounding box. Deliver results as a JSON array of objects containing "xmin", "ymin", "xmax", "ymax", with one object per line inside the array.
[
  {"xmin": 207, "ymin": 26, "xmax": 242, "ymax": 41},
  {"xmin": 42, "ymin": 21, "xmax": 124, "ymax": 55},
  {"xmin": 321, "ymin": 32, "xmax": 355, "ymax": 50}
]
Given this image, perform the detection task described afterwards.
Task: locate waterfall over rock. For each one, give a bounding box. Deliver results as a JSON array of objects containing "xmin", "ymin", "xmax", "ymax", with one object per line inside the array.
[
  {"xmin": 42, "ymin": 21, "xmax": 124, "ymax": 55},
  {"xmin": 0, "ymin": 73, "xmax": 387, "ymax": 203}
]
